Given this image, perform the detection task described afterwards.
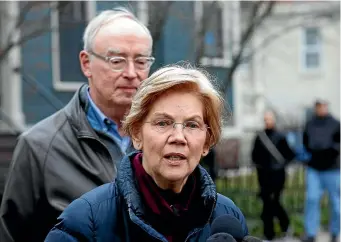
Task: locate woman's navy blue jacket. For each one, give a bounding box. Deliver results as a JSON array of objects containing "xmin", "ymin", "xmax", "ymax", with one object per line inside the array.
[{"xmin": 45, "ymin": 152, "xmax": 248, "ymax": 242}]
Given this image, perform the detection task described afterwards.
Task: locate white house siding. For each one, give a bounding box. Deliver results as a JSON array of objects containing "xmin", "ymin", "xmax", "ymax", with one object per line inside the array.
[{"xmin": 250, "ymin": 1, "xmax": 340, "ymax": 128}]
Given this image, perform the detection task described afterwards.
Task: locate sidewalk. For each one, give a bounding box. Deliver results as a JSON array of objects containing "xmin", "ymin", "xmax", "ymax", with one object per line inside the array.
[
  {"xmin": 315, "ymin": 231, "xmax": 332, "ymax": 242},
  {"xmin": 272, "ymin": 231, "xmax": 333, "ymax": 242}
]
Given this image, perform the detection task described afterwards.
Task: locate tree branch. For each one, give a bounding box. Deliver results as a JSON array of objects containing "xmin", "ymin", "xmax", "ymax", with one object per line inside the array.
[
  {"xmin": 224, "ymin": 1, "xmax": 276, "ymax": 94},
  {"xmin": 0, "ymin": 2, "xmax": 74, "ymax": 63},
  {"xmin": 15, "ymin": 2, "xmax": 43, "ymax": 29},
  {"xmin": 236, "ymin": 6, "xmax": 339, "ymax": 70}
]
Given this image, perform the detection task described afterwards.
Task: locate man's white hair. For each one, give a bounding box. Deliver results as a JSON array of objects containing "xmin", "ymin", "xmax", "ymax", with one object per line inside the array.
[{"xmin": 83, "ymin": 7, "xmax": 152, "ymax": 51}]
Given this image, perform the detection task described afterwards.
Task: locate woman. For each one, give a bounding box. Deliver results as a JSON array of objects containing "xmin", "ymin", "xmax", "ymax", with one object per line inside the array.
[
  {"xmin": 251, "ymin": 110, "xmax": 295, "ymax": 241},
  {"xmin": 45, "ymin": 65, "xmax": 248, "ymax": 242}
]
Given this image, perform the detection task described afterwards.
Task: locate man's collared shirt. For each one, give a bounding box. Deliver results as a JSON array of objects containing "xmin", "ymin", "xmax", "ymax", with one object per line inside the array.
[{"xmin": 86, "ymin": 89, "xmax": 131, "ymax": 154}]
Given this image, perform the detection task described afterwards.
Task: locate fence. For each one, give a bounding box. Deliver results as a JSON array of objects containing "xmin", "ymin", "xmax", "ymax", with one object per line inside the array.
[{"xmin": 215, "ymin": 163, "xmax": 330, "ymax": 224}]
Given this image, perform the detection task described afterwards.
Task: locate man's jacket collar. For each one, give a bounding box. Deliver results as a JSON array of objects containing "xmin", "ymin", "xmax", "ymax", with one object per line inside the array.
[{"xmin": 63, "ymin": 83, "xmax": 96, "ymax": 138}]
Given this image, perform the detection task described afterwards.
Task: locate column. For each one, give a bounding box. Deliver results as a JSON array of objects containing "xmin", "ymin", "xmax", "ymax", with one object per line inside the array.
[{"xmin": 0, "ymin": 1, "xmax": 25, "ymax": 131}]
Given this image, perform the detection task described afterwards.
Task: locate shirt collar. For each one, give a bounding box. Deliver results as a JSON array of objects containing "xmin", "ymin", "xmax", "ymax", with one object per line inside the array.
[{"xmin": 86, "ymin": 88, "xmax": 118, "ymax": 130}]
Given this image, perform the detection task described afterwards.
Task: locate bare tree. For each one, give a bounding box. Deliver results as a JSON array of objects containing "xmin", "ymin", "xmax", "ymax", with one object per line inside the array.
[
  {"xmin": 194, "ymin": 1, "xmax": 340, "ymax": 95},
  {"xmin": 0, "ymin": 1, "xmax": 75, "ymax": 64},
  {"xmin": 0, "ymin": 1, "xmax": 339, "ymax": 91},
  {"xmin": 225, "ymin": 1, "xmax": 276, "ymax": 94}
]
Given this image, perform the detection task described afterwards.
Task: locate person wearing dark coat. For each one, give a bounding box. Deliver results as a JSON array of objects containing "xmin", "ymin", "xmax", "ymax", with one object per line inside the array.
[
  {"xmin": 251, "ymin": 110, "xmax": 295, "ymax": 241},
  {"xmin": 0, "ymin": 7, "xmax": 155, "ymax": 242},
  {"xmin": 301, "ymin": 100, "xmax": 340, "ymax": 242},
  {"xmin": 45, "ymin": 65, "xmax": 248, "ymax": 242}
]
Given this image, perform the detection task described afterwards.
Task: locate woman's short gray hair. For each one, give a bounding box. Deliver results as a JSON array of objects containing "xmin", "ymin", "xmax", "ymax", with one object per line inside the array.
[
  {"xmin": 123, "ymin": 63, "xmax": 225, "ymax": 147},
  {"xmin": 83, "ymin": 7, "xmax": 152, "ymax": 51}
]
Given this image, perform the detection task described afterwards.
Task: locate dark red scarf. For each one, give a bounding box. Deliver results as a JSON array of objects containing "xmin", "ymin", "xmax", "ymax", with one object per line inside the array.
[{"xmin": 132, "ymin": 152, "xmax": 197, "ymax": 242}]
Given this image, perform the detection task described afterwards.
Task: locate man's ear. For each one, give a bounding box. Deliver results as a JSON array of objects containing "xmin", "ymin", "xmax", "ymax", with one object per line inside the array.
[{"xmin": 79, "ymin": 50, "xmax": 92, "ymax": 78}]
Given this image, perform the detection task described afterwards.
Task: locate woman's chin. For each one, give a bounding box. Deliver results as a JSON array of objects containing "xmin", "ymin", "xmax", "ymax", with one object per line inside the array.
[{"xmin": 161, "ymin": 171, "xmax": 188, "ymax": 184}]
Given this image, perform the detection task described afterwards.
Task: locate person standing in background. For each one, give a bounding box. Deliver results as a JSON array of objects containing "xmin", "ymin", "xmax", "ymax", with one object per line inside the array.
[
  {"xmin": 302, "ymin": 100, "xmax": 340, "ymax": 242},
  {"xmin": 252, "ymin": 110, "xmax": 295, "ymax": 241}
]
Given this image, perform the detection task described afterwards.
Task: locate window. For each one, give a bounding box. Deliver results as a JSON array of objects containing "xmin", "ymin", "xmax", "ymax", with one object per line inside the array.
[
  {"xmin": 202, "ymin": 2, "xmax": 223, "ymax": 58},
  {"xmin": 51, "ymin": 1, "xmax": 95, "ymax": 91},
  {"xmin": 58, "ymin": 2, "xmax": 88, "ymax": 84},
  {"xmin": 195, "ymin": 1, "xmax": 240, "ymax": 67},
  {"xmin": 302, "ymin": 27, "xmax": 321, "ymax": 70}
]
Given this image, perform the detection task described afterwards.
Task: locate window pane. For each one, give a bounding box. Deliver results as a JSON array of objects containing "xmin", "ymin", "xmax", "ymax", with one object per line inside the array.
[
  {"xmin": 59, "ymin": 1, "xmax": 87, "ymax": 83},
  {"xmin": 305, "ymin": 52, "xmax": 320, "ymax": 69},
  {"xmin": 59, "ymin": 2, "xmax": 86, "ymax": 22},
  {"xmin": 97, "ymin": 1, "xmax": 137, "ymax": 15},
  {"xmin": 305, "ymin": 27, "xmax": 320, "ymax": 46},
  {"xmin": 203, "ymin": 2, "xmax": 223, "ymax": 58}
]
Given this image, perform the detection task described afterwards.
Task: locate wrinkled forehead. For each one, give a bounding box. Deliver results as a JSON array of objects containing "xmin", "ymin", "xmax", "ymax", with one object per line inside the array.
[
  {"xmin": 95, "ymin": 17, "xmax": 151, "ymax": 44},
  {"xmin": 94, "ymin": 18, "xmax": 152, "ymax": 55},
  {"xmin": 105, "ymin": 17, "xmax": 150, "ymax": 36}
]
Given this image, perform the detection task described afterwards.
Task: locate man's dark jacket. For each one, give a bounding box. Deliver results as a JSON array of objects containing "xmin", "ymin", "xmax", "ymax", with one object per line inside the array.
[
  {"xmin": 0, "ymin": 84, "xmax": 134, "ymax": 242},
  {"xmin": 45, "ymin": 152, "xmax": 249, "ymax": 242},
  {"xmin": 303, "ymin": 114, "xmax": 340, "ymax": 171}
]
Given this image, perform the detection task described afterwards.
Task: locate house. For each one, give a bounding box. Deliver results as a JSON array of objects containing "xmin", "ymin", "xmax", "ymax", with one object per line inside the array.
[
  {"xmin": 240, "ymin": 0, "xmax": 340, "ymax": 130},
  {"xmin": 237, "ymin": 1, "xmax": 340, "ymax": 163},
  {"xmin": 0, "ymin": 1, "xmax": 339, "ymax": 165},
  {"xmin": 0, "ymin": 1, "xmax": 237, "ymax": 131}
]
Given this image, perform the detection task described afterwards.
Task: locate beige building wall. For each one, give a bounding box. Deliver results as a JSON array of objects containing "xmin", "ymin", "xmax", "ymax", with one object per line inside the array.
[{"xmin": 243, "ymin": 1, "xmax": 340, "ymax": 131}]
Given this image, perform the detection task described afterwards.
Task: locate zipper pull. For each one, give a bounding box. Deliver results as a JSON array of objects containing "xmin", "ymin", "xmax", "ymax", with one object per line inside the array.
[{"xmin": 170, "ymin": 205, "xmax": 180, "ymax": 216}]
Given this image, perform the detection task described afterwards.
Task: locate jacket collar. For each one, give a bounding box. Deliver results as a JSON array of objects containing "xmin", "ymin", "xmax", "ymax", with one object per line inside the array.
[
  {"xmin": 117, "ymin": 151, "xmax": 217, "ymax": 222},
  {"xmin": 63, "ymin": 83, "xmax": 98, "ymax": 138}
]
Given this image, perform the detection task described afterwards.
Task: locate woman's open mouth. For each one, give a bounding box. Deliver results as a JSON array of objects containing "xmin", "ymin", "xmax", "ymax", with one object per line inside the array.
[{"xmin": 164, "ymin": 154, "xmax": 186, "ymax": 165}]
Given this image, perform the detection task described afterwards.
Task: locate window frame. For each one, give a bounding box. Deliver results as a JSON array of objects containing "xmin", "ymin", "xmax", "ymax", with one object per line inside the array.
[{"xmin": 300, "ymin": 26, "xmax": 322, "ymax": 73}]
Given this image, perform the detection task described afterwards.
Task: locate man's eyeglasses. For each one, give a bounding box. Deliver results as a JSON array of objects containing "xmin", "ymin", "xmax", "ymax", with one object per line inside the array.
[
  {"xmin": 145, "ymin": 119, "xmax": 209, "ymax": 135},
  {"xmin": 88, "ymin": 50, "xmax": 155, "ymax": 72}
]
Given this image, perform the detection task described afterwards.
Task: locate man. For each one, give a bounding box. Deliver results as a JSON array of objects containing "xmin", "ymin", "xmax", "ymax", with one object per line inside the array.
[
  {"xmin": 0, "ymin": 7, "xmax": 154, "ymax": 242},
  {"xmin": 251, "ymin": 110, "xmax": 295, "ymax": 241},
  {"xmin": 302, "ymin": 100, "xmax": 340, "ymax": 242}
]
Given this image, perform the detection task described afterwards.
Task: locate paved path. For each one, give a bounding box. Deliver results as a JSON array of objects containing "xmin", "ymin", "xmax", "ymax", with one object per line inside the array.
[{"xmin": 272, "ymin": 231, "xmax": 334, "ymax": 242}]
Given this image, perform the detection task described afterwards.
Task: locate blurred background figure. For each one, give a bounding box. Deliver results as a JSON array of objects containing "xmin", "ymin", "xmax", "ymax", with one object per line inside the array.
[
  {"xmin": 251, "ymin": 110, "xmax": 295, "ymax": 241},
  {"xmin": 301, "ymin": 100, "xmax": 340, "ymax": 242}
]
